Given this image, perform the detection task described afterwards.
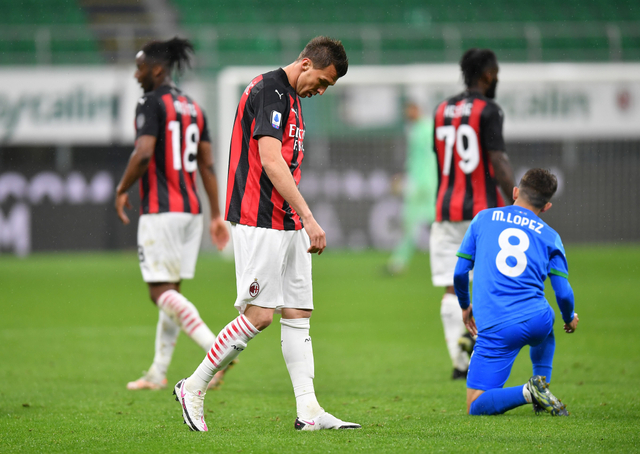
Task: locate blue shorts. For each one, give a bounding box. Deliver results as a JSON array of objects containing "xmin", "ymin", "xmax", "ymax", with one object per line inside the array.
[{"xmin": 467, "ymin": 308, "xmax": 556, "ymax": 391}]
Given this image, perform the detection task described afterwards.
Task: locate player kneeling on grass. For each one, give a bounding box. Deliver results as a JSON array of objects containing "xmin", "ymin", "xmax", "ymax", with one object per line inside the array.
[{"xmin": 453, "ymin": 168, "xmax": 579, "ymax": 416}]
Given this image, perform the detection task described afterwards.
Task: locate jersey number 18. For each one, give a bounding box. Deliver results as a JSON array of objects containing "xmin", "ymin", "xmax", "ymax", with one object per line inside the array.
[{"xmin": 168, "ymin": 121, "xmax": 199, "ymax": 172}]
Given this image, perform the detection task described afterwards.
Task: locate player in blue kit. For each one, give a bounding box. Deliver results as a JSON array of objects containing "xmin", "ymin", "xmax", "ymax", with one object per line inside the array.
[{"xmin": 453, "ymin": 168, "xmax": 579, "ymax": 416}]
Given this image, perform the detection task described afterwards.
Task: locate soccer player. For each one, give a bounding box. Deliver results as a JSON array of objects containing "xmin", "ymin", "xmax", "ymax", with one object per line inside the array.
[
  {"xmin": 386, "ymin": 102, "xmax": 437, "ymax": 275},
  {"xmin": 115, "ymin": 37, "xmax": 232, "ymax": 391},
  {"xmin": 431, "ymin": 49, "xmax": 516, "ymax": 379},
  {"xmin": 454, "ymin": 168, "xmax": 579, "ymax": 416},
  {"xmin": 173, "ymin": 36, "xmax": 360, "ymax": 432}
]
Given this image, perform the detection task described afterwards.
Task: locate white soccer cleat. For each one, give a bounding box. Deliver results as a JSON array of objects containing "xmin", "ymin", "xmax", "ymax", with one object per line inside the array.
[
  {"xmin": 127, "ymin": 372, "xmax": 167, "ymax": 390},
  {"xmin": 294, "ymin": 411, "xmax": 361, "ymax": 431},
  {"xmin": 173, "ymin": 379, "xmax": 208, "ymax": 431}
]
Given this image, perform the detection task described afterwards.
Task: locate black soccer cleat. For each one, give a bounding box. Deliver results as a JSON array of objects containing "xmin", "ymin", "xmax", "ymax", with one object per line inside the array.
[{"xmin": 452, "ymin": 368, "xmax": 468, "ymax": 380}]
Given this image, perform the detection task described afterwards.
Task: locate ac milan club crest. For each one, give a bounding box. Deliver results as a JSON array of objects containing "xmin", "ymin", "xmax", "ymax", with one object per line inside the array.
[{"xmin": 249, "ymin": 279, "xmax": 260, "ymax": 297}]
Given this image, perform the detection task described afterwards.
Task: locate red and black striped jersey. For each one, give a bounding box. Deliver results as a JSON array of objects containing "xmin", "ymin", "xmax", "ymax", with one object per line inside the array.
[
  {"xmin": 225, "ymin": 68, "xmax": 305, "ymax": 230},
  {"xmin": 135, "ymin": 85, "xmax": 210, "ymax": 215},
  {"xmin": 433, "ymin": 91, "xmax": 506, "ymax": 222}
]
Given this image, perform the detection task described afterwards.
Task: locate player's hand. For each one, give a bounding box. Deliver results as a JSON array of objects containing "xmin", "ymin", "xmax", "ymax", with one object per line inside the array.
[
  {"xmin": 564, "ymin": 312, "xmax": 579, "ymax": 333},
  {"xmin": 462, "ymin": 304, "xmax": 477, "ymax": 337},
  {"xmin": 303, "ymin": 215, "xmax": 326, "ymax": 255},
  {"xmin": 209, "ymin": 216, "xmax": 230, "ymax": 251},
  {"xmin": 115, "ymin": 192, "xmax": 132, "ymax": 225}
]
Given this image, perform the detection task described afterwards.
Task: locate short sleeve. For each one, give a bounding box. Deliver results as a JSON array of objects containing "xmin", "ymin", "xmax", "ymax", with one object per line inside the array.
[
  {"xmin": 251, "ymin": 84, "xmax": 288, "ymax": 142},
  {"xmin": 200, "ymin": 111, "xmax": 211, "ymax": 143},
  {"xmin": 456, "ymin": 213, "xmax": 479, "ymax": 261},
  {"xmin": 548, "ymin": 234, "xmax": 569, "ymax": 279},
  {"xmin": 135, "ymin": 95, "xmax": 161, "ymax": 139},
  {"xmin": 480, "ymin": 102, "xmax": 505, "ymax": 152}
]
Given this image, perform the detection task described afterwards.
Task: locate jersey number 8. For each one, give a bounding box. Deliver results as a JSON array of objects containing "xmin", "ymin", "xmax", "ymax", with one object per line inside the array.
[
  {"xmin": 496, "ymin": 228, "xmax": 530, "ymax": 277},
  {"xmin": 168, "ymin": 121, "xmax": 199, "ymax": 172},
  {"xmin": 436, "ymin": 124, "xmax": 480, "ymax": 175}
]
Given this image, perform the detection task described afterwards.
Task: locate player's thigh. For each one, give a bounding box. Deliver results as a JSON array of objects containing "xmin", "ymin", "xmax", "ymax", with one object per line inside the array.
[
  {"xmin": 232, "ymin": 224, "xmax": 290, "ymax": 314},
  {"xmin": 179, "ymin": 214, "xmax": 204, "ymax": 280},
  {"xmin": 467, "ymin": 328, "xmax": 522, "ymax": 391},
  {"xmin": 429, "ymin": 221, "xmax": 472, "ymax": 286},
  {"xmin": 138, "ymin": 213, "xmax": 186, "ymax": 283},
  {"xmin": 282, "ymin": 229, "xmax": 313, "ymax": 311}
]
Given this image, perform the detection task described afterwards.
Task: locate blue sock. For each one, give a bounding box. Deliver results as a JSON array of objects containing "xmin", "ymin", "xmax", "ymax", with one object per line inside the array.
[{"xmin": 469, "ymin": 386, "xmax": 527, "ymax": 415}]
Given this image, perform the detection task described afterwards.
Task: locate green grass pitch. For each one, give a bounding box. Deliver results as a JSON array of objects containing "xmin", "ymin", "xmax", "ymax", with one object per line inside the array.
[{"xmin": 1, "ymin": 246, "xmax": 639, "ymax": 453}]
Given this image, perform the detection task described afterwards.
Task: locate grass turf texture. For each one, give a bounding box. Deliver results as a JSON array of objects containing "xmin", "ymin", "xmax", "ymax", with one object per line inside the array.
[{"xmin": 1, "ymin": 246, "xmax": 639, "ymax": 453}]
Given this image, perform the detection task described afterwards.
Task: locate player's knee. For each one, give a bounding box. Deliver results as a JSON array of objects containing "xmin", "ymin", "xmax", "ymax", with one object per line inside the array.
[{"xmin": 245, "ymin": 309, "xmax": 273, "ymax": 331}]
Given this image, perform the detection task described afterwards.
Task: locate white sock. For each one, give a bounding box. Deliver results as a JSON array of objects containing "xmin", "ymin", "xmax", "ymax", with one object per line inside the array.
[
  {"xmin": 186, "ymin": 314, "xmax": 259, "ymax": 393},
  {"xmin": 523, "ymin": 383, "xmax": 532, "ymax": 403},
  {"xmin": 440, "ymin": 293, "xmax": 469, "ymax": 371},
  {"xmin": 157, "ymin": 290, "xmax": 215, "ymax": 351},
  {"xmin": 281, "ymin": 318, "xmax": 323, "ymax": 420},
  {"xmin": 150, "ymin": 310, "xmax": 180, "ymax": 378}
]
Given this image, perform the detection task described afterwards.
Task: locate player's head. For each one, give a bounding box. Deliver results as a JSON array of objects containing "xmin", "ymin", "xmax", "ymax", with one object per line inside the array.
[
  {"xmin": 293, "ymin": 36, "xmax": 348, "ymax": 98},
  {"xmin": 405, "ymin": 102, "xmax": 421, "ymax": 122},
  {"xmin": 460, "ymin": 48, "xmax": 499, "ymax": 98},
  {"xmin": 516, "ymin": 168, "xmax": 558, "ymax": 213},
  {"xmin": 135, "ymin": 37, "xmax": 194, "ymax": 92}
]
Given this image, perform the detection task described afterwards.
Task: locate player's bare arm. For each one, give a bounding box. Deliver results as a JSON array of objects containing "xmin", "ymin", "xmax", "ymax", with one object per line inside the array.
[
  {"xmin": 489, "ymin": 150, "xmax": 516, "ymax": 204},
  {"xmin": 462, "ymin": 305, "xmax": 477, "ymax": 337},
  {"xmin": 258, "ymin": 135, "xmax": 326, "ymax": 254},
  {"xmin": 115, "ymin": 134, "xmax": 156, "ymax": 224},
  {"xmin": 196, "ymin": 140, "xmax": 229, "ymax": 250}
]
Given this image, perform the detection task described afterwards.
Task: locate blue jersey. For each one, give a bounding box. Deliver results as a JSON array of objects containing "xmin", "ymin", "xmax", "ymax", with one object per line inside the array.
[{"xmin": 456, "ymin": 205, "xmax": 569, "ymax": 332}]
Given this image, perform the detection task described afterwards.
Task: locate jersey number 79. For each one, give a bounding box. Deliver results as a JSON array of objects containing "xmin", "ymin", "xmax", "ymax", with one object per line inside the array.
[{"xmin": 436, "ymin": 124, "xmax": 480, "ymax": 175}]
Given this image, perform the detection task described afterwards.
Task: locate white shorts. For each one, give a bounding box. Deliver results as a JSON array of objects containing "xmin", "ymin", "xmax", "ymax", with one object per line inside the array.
[
  {"xmin": 137, "ymin": 213, "xmax": 203, "ymax": 283},
  {"xmin": 231, "ymin": 223, "xmax": 313, "ymax": 314},
  {"xmin": 429, "ymin": 220, "xmax": 473, "ymax": 287}
]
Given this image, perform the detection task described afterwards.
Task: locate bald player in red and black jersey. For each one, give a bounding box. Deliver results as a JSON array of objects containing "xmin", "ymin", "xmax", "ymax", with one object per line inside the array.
[
  {"xmin": 174, "ymin": 37, "xmax": 361, "ymax": 433},
  {"xmin": 430, "ymin": 49, "xmax": 516, "ymax": 380},
  {"xmin": 115, "ymin": 37, "xmax": 232, "ymax": 392}
]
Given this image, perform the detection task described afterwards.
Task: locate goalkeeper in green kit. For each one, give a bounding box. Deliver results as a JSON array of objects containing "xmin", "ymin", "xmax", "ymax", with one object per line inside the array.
[{"xmin": 387, "ymin": 102, "xmax": 438, "ymax": 275}]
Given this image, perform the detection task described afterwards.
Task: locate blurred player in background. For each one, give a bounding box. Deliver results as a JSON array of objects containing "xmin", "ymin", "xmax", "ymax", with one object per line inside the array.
[
  {"xmin": 454, "ymin": 168, "xmax": 579, "ymax": 416},
  {"xmin": 173, "ymin": 36, "xmax": 360, "ymax": 432},
  {"xmin": 115, "ymin": 37, "xmax": 232, "ymax": 391},
  {"xmin": 386, "ymin": 102, "xmax": 437, "ymax": 275},
  {"xmin": 431, "ymin": 48, "xmax": 516, "ymax": 380}
]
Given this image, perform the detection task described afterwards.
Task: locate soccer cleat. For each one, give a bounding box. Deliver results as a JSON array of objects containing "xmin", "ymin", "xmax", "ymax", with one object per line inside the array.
[
  {"xmin": 458, "ymin": 332, "xmax": 476, "ymax": 356},
  {"xmin": 294, "ymin": 411, "xmax": 361, "ymax": 431},
  {"xmin": 452, "ymin": 368, "xmax": 468, "ymax": 380},
  {"xmin": 207, "ymin": 359, "xmax": 239, "ymax": 391},
  {"xmin": 127, "ymin": 372, "xmax": 167, "ymax": 390},
  {"xmin": 532, "ymin": 400, "xmax": 545, "ymax": 415},
  {"xmin": 527, "ymin": 375, "xmax": 569, "ymax": 416},
  {"xmin": 173, "ymin": 379, "xmax": 208, "ymax": 431}
]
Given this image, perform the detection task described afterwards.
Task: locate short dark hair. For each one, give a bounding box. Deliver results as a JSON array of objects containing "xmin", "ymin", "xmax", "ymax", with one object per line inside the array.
[
  {"xmin": 297, "ymin": 36, "xmax": 348, "ymax": 78},
  {"xmin": 518, "ymin": 168, "xmax": 558, "ymax": 209},
  {"xmin": 141, "ymin": 37, "xmax": 194, "ymax": 75},
  {"xmin": 460, "ymin": 48, "xmax": 498, "ymax": 87}
]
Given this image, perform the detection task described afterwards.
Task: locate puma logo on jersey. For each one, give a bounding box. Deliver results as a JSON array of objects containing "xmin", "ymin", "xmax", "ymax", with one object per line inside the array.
[
  {"xmin": 291, "ymin": 108, "xmax": 298, "ymax": 118},
  {"xmin": 275, "ymin": 89, "xmax": 284, "ymax": 99}
]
